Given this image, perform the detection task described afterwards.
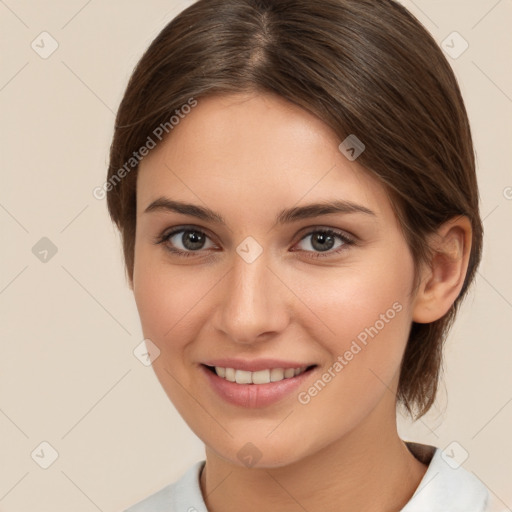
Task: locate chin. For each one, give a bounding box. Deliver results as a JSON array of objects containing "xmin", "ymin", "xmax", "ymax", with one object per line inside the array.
[{"xmin": 206, "ymin": 435, "xmax": 312, "ymax": 470}]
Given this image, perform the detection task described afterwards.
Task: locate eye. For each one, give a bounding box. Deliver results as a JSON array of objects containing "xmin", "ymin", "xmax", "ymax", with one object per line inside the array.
[
  {"xmin": 154, "ymin": 226, "xmax": 216, "ymax": 257},
  {"xmin": 154, "ymin": 226, "xmax": 355, "ymax": 259},
  {"xmin": 293, "ymin": 228, "xmax": 354, "ymax": 258}
]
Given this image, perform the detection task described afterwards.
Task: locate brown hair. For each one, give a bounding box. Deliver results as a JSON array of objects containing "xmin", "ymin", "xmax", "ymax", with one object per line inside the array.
[{"xmin": 106, "ymin": 0, "xmax": 483, "ymax": 419}]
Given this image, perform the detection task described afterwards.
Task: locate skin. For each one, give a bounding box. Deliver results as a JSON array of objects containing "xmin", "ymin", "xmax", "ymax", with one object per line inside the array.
[{"xmin": 132, "ymin": 92, "xmax": 472, "ymax": 512}]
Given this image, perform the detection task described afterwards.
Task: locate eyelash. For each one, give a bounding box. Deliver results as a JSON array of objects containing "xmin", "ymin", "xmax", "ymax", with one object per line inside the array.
[{"xmin": 153, "ymin": 225, "xmax": 356, "ymax": 260}]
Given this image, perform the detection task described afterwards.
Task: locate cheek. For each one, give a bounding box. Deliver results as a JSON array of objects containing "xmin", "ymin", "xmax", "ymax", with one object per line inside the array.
[
  {"xmin": 292, "ymin": 250, "xmax": 415, "ymax": 374},
  {"xmin": 285, "ymin": 264, "xmax": 413, "ymax": 444},
  {"xmin": 132, "ymin": 250, "xmax": 205, "ymax": 353}
]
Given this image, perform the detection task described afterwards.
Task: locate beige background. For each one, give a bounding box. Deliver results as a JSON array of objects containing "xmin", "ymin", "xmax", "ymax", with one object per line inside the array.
[{"xmin": 1, "ymin": 0, "xmax": 511, "ymax": 510}]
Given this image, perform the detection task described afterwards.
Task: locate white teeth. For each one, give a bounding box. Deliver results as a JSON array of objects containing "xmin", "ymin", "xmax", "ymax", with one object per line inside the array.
[
  {"xmin": 252, "ymin": 369, "xmax": 270, "ymax": 384},
  {"xmin": 270, "ymin": 368, "xmax": 284, "ymax": 381},
  {"xmin": 284, "ymin": 368, "xmax": 295, "ymax": 378},
  {"xmin": 213, "ymin": 366, "xmax": 308, "ymax": 384},
  {"xmin": 235, "ymin": 370, "xmax": 252, "ymax": 384}
]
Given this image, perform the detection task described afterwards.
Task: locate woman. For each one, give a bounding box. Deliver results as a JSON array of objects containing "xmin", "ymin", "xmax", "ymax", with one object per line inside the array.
[{"xmin": 106, "ymin": 0, "xmax": 500, "ymax": 510}]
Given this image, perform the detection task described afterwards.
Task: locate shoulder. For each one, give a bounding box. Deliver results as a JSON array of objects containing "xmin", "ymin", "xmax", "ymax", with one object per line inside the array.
[
  {"xmin": 123, "ymin": 460, "xmax": 207, "ymax": 512},
  {"xmin": 402, "ymin": 442, "xmax": 500, "ymax": 512}
]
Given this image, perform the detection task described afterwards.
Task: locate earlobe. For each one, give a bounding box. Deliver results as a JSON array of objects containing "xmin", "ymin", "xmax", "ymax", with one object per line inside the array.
[{"xmin": 412, "ymin": 216, "xmax": 472, "ymax": 324}]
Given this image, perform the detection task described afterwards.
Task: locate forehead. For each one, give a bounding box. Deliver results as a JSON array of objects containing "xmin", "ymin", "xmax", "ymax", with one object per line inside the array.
[{"xmin": 136, "ymin": 93, "xmax": 392, "ymax": 222}]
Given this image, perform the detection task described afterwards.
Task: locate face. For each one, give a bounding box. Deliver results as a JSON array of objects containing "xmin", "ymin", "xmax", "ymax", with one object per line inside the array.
[{"xmin": 133, "ymin": 92, "xmax": 418, "ymax": 468}]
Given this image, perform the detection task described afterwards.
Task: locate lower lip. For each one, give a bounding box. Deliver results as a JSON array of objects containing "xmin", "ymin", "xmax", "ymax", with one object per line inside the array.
[{"xmin": 200, "ymin": 364, "xmax": 316, "ymax": 408}]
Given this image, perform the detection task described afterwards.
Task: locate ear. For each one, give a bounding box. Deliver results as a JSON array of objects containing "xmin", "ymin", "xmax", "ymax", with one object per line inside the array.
[{"xmin": 412, "ymin": 216, "xmax": 472, "ymax": 324}]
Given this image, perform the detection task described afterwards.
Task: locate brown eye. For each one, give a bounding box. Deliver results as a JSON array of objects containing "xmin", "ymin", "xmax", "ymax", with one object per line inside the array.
[
  {"xmin": 155, "ymin": 227, "xmax": 217, "ymax": 257},
  {"xmin": 293, "ymin": 229, "xmax": 354, "ymax": 258},
  {"xmin": 173, "ymin": 230, "xmax": 209, "ymax": 251}
]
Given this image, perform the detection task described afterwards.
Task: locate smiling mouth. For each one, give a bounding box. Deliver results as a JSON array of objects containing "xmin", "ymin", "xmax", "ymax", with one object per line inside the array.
[{"xmin": 203, "ymin": 364, "xmax": 317, "ymax": 384}]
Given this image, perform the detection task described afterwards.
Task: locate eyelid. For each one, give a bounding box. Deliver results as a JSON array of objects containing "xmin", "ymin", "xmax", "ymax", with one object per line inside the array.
[
  {"xmin": 156, "ymin": 223, "xmax": 356, "ymax": 241},
  {"xmin": 294, "ymin": 225, "xmax": 356, "ymax": 244},
  {"xmin": 154, "ymin": 224, "xmax": 218, "ymax": 244}
]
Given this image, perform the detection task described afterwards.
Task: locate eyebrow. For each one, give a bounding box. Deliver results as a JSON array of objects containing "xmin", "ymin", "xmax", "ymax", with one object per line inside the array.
[{"xmin": 143, "ymin": 197, "xmax": 375, "ymax": 226}]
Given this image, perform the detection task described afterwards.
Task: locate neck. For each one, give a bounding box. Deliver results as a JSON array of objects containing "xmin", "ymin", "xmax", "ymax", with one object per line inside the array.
[{"xmin": 200, "ymin": 402, "xmax": 428, "ymax": 512}]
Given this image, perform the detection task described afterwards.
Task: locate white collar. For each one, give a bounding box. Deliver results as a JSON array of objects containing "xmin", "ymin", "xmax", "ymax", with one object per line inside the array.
[{"xmin": 401, "ymin": 442, "xmax": 489, "ymax": 511}]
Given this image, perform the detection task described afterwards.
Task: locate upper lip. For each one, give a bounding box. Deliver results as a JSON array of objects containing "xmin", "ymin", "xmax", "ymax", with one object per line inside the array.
[{"xmin": 202, "ymin": 358, "xmax": 316, "ymax": 372}]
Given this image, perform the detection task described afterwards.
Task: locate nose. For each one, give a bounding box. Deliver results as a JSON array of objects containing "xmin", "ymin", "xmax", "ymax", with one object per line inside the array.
[{"xmin": 212, "ymin": 250, "xmax": 291, "ymax": 345}]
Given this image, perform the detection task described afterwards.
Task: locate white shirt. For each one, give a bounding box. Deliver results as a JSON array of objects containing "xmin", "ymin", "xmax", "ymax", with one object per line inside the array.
[{"xmin": 124, "ymin": 442, "xmax": 503, "ymax": 511}]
